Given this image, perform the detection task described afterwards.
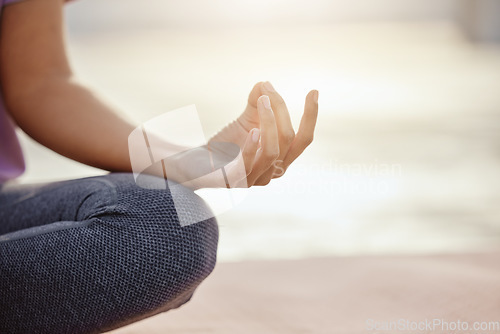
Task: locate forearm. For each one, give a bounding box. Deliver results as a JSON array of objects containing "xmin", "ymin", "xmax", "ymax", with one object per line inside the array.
[{"xmin": 6, "ymin": 76, "xmax": 135, "ymax": 173}]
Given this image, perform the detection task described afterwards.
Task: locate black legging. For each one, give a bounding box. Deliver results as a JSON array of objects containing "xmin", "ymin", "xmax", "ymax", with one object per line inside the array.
[{"xmin": 0, "ymin": 173, "xmax": 219, "ymax": 334}]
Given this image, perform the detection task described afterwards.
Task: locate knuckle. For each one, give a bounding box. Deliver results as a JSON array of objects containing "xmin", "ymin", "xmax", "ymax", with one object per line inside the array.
[
  {"xmin": 281, "ymin": 131, "xmax": 295, "ymax": 145},
  {"xmin": 272, "ymin": 165, "xmax": 286, "ymax": 178},
  {"xmin": 256, "ymin": 178, "xmax": 272, "ymax": 186},
  {"xmin": 246, "ymin": 175, "xmax": 256, "ymax": 187},
  {"xmin": 302, "ymin": 134, "xmax": 314, "ymax": 146}
]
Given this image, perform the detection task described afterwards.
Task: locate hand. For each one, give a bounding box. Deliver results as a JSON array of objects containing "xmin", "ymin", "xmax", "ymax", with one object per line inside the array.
[
  {"xmin": 135, "ymin": 82, "xmax": 318, "ymax": 189},
  {"xmin": 210, "ymin": 81, "xmax": 319, "ymax": 187}
]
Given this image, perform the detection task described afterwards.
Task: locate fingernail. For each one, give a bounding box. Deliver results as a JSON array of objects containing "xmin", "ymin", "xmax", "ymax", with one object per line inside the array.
[
  {"xmin": 263, "ymin": 81, "xmax": 276, "ymax": 92},
  {"xmin": 252, "ymin": 128, "xmax": 260, "ymax": 143},
  {"xmin": 261, "ymin": 95, "xmax": 271, "ymax": 109},
  {"xmin": 313, "ymin": 90, "xmax": 319, "ymax": 103}
]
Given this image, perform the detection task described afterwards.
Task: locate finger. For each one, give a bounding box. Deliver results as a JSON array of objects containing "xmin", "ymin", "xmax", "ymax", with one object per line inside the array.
[
  {"xmin": 281, "ymin": 90, "xmax": 319, "ymax": 170},
  {"xmin": 261, "ymin": 81, "xmax": 295, "ymax": 157},
  {"xmin": 254, "ymin": 81, "xmax": 296, "ymax": 184},
  {"xmin": 238, "ymin": 82, "xmax": 263, "ymax": 132},
  {"xmin": 246, "ymin": 95, "xmax": 280, "ymax": 185},
  {"xmin": 241, "ymin": 128, "xmax": 260, "ymax": 176},
  {"xmin": 225, "ymin": 128, "xmax": 261, "ymax": 188}
]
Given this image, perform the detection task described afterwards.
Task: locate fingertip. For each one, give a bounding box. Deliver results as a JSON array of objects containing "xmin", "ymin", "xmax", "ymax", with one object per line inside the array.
[
  {"xmin": 243, "ymin": 128, "xmax": 260, "ymax": 151},
  {"xmin": 258, "ymin": 95, "xmax": 271, "ymax": 110},
  {"xmin": 248, "ymin": 82, "xmax": 265, "ymax": 106},
  {"xmin": 254, "ymin": 81, "xmax": 265, "ymax": 92},
  {"xmin": 242, "ymin": 129, "xmax": 260, "ymax": 176},
  {"xmin": 307, "ymin": 90, "xmax": 319, "ymax": 104},
  {"xmin": 262, "ymin": 81, "xmax": 276, "ymax": 92}
]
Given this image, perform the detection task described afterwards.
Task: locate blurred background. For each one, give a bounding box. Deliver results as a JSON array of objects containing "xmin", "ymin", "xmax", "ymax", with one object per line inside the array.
[{"xmin": 17, "ymin": 0, "xmax": 500, "ymax": 261}]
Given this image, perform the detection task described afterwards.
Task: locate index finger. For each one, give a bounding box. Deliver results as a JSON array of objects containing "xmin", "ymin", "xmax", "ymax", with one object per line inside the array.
[
  {"xmin": 246, "ymin": 95, "xmax": 280, "ymax": 185},
  {"xmin": 261, "ymin": 82, "xmax": 296, "ymax": 153}
]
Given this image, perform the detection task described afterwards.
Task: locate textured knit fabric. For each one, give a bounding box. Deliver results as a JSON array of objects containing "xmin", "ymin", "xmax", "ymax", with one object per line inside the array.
[{"xmin": 0, "ymin": 173, "xmax": 219, "ymax": 333}]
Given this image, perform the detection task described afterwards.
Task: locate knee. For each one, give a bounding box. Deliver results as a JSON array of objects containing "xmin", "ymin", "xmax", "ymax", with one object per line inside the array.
[
  {"xmin": 97, "ymin": 211, "xmax": 218, "ymax": 333},
  {"xmin": 103, "ymin": 173, "xmax": 219, "ymax": 296},
  {"xmin": 159, "ymin": 212, "xmax": 220, "ymax": 287}
]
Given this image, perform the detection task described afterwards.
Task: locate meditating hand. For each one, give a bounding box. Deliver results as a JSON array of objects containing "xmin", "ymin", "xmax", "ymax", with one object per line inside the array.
[{"xmin": 208, "ymin": 81, "xmax": 319, "ymax": 187}]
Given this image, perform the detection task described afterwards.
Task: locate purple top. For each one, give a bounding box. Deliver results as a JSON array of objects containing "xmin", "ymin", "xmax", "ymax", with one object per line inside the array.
[{"xmin": 0, "ymin": 0, "xmax": 26, "ymax": 182}]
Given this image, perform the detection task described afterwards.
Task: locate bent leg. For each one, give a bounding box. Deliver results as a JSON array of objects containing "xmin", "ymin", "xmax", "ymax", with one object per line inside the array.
[{"xmin": 0, "ymin": 173, "xmax": 218, "ymax": 334}]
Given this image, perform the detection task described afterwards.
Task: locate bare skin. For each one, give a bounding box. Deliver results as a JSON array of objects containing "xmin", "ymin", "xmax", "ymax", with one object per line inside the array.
[{"xmin": 1, "ymin": 0, "xmax": 318, "ymax": 187}]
